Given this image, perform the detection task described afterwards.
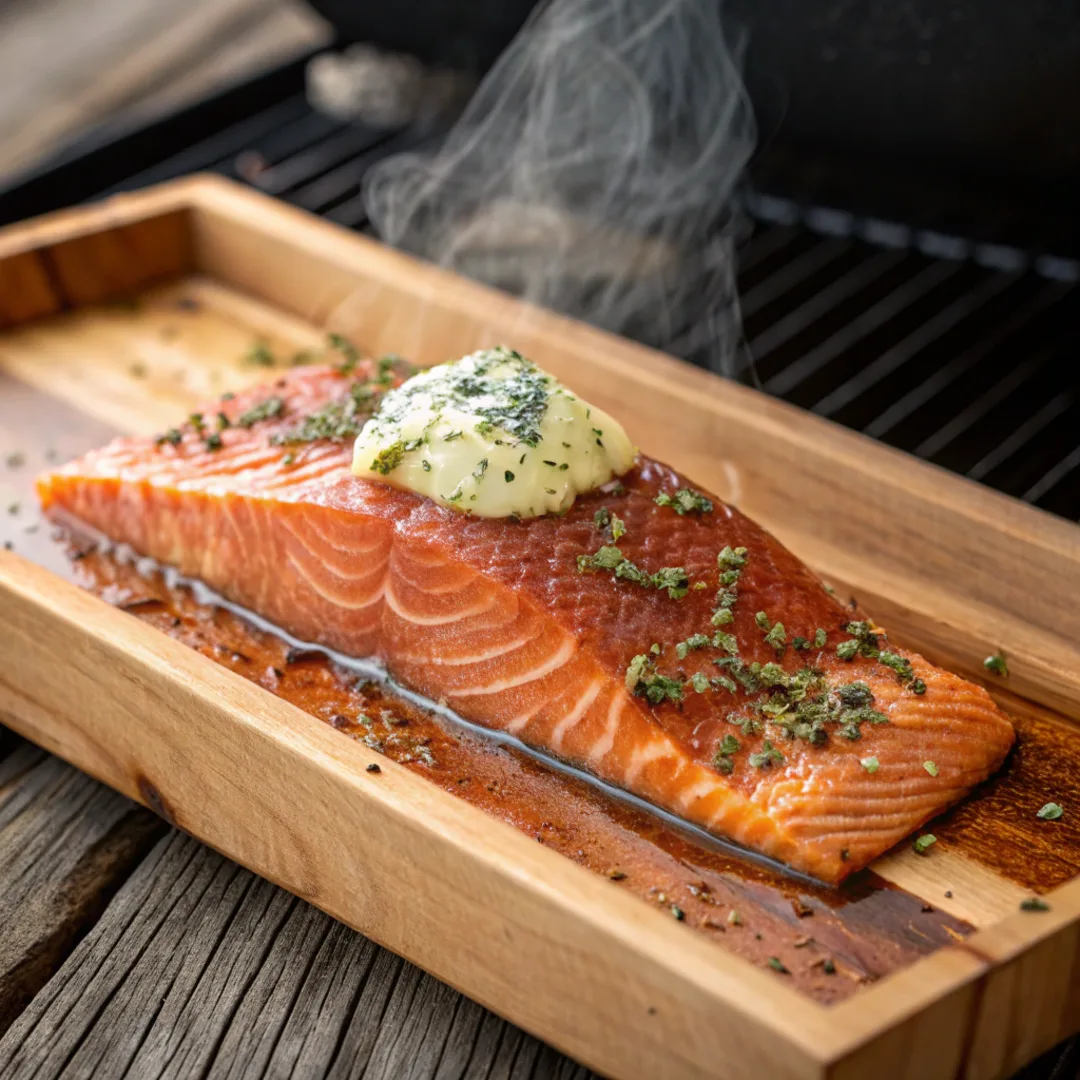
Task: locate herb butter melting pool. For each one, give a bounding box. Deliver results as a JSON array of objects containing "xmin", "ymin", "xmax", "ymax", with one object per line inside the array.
[{"xmin": 351, "ymin": 348, "xmax": 635, "ymax": 517}]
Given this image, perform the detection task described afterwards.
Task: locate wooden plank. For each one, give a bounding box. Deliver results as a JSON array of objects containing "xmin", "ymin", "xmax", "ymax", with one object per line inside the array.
[
  {"xmin": 1, "ymin": 178, "xmax": 1079, "ymax": 1078},
  {"xmin": 0, "ymin": 830, "xmax": 592, "ymax": 1080},
  {"xmin": 0, "ymin": 742, "xmax": 163, "ymax": 1038}
]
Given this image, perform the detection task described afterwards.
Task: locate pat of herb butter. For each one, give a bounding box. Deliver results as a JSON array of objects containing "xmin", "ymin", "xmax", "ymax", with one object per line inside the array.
[{"xmin": 351, "ymin": 347, "xmax": 635, "ymax": 517}]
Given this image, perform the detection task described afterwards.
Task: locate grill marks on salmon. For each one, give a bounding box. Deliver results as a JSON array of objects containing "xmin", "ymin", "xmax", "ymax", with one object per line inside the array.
[{"xmin": 37, "ymin": 364, "xmax": 1015, "ymax": 884}]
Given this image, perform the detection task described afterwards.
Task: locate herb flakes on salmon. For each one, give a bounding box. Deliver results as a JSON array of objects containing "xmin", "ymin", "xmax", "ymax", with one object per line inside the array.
[{"xmin": 37, "ymin": 360, "xmax": 1015, "ymax": 884}]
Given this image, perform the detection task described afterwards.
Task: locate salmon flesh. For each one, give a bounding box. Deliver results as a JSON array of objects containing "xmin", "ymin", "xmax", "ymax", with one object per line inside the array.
[{"xmin": 37, "ymin": 363, "xmax": 1015, "ymax": 884}]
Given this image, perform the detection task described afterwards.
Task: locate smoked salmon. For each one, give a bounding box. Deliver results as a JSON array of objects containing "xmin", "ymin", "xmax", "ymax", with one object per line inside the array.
[{"xmin": 37, "ymin": 359, "xmax": 1015, "ymax": 884}]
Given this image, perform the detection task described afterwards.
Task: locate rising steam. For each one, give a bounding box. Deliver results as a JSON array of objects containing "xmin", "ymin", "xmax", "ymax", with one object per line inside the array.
[{"xmin": 363, "ymin": 0, "xmax": 755, "ymax": 375}]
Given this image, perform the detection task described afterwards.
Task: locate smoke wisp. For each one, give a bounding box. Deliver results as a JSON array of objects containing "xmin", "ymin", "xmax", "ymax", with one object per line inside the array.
[{"xmin": 364, "ymin": 0, "xmax": 755, "ymax": 375}]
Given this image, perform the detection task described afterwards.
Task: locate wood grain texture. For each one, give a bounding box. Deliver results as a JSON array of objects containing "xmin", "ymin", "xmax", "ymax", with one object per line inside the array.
[
  {"xmin": 0, "ymin": 740, "xmax": 164, "ymax": 1039},
  {"xmin": 0, "ymin": 830, "xmax": 593, "ymax": 1080},
  {"xmin": 1, "ymin": 178, "xmax": 1080, "ymax": 1078}
]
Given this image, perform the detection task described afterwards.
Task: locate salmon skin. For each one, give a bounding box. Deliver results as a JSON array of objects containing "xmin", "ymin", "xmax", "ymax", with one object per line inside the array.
[{"xmin": 38, "ymin": 362, "xmax": 1014, "ymax": 884}]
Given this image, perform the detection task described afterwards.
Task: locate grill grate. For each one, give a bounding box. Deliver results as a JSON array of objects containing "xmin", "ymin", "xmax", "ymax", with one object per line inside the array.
[{"xmin": 2, "ymin": 61, "xmax": 1077, "ymax": 521}]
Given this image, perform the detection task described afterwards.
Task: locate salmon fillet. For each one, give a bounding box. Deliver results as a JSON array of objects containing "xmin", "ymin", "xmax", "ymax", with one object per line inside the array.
[{"xmin": 37, "ymin": 362, "xmax": 1014, "ymax": 884}]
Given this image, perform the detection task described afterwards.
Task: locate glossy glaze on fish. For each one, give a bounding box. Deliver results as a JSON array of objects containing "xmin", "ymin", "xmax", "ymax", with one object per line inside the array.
[{"xmin": 37, "ymin": 363, "xmax": 1015, "ymax": 883}]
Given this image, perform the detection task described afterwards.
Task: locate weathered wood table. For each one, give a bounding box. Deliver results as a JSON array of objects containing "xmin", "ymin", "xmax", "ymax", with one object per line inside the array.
[{"xmin": 0, "ymin": 730, "xmax": 593, "ymax": 1079}]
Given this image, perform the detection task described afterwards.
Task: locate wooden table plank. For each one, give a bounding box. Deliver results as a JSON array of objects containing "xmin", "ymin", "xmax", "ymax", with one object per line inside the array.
[
  {"xmin": 0, "ymin": 735, "xmax": 164, "ymax": 1039},
  {"xmin": 0, "ymin": 828, "xmax": 596, "ymax": 1079}
]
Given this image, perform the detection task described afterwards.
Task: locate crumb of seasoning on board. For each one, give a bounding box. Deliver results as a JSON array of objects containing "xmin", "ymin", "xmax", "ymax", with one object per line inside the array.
[
  {"xmin": 245, "ymin": 341, "xmax": 277, "ymax": 367},
  {"xmin": 913, "ymin": 834, "xmax": 937, "ymax": 855},
  {"xmin": 5, "ymin": 450, "xmax": 26, "ymax": 468},
  {"xmin": 984, "ymin": 651, "xmax": 1009, "ymax": 677},
  {"xmin": 366, "ymin": 763, "xmax": 381, "ymax": 774},
  {"xmin": 1037, "ymin": 802, "xmax": 1064, "ymax": 821},
  {"xmin": 607, "ymin": 869, "xmax": 627, "ymax": 881},
  {"xmin": 1020, "ymin": 897, "xmax": 1050, "ymax": 912},
  {"xmin": 7, "ymin": 501, "xmax": 19, "ymax": 515}
]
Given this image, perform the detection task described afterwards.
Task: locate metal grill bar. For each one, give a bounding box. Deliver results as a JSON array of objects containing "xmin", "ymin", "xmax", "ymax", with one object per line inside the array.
[
  {"xmin": 763, "ymin": 260, "xmax": 961, "ymax": 396},
  {"xmin": 913, "ymin": 347, "xmax": 1057, "ymax": 460},
  {"xmin": 811, "ymin": 272, "xmax": 1017, "ymax": 417},
  {"xmin": 967, "ymin": 394, "xmax": 1073, "ymax": 482},
  {"xmin": 864, "ymin": 284, "xmax": 1069, "ymax": 440}
]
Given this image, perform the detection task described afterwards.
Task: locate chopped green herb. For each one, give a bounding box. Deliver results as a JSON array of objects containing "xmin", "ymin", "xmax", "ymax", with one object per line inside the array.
[
  {"xmin": 327, "ymin": 332, "xmax": 360, "ymax": 373},
  {"xmin": 578, "ymin": 546, "xmax": 689, "ymax": 598},
  {"xmin": 822, "ymin": 959, "xmax": 836, "ymax": 974},
  {"xmin": 878, "ymin": 650, "xmax": 921, "ymax": 691},
  {"xmin": 204, "ymin": 432, "xmax": 223, "ymax": 451},
  {"xmin": 717, "ymin": 546, "xmax": 748, "ymax": 569},
  {"xmin": 610, "ymin": 514, "xmax": 626, "ymax": 541},
  {"xmin": 578, "ymin": 545, "xmax": 624, "ymax": 572},
  {"xmin": 749, "ymin": 739, "xmax": 785, "ymax": 769},
  {"xmin": 608, "ymin": 869, "xmax": 627, "ymax": 881},
  {"xmin": 155, "ymin": 428, "xmax": 183, "ymax": 447},
  {"xmin": 654, "ymin": 488, "xmax": 713, "ymax": 515},
  {"xmin": 675, "ymin": 633, "xmax": 711, "ymax": 660},
  {"xmin": 712, "ymin": 631, "xmax": 739, "ymax": 656},
  {"xmin": 913, "ymin": 834, "xmax": 937, "ymax": 855},
  {"xmin": 1037, "ymin": 802, "xmax": 1064, "ymax": 821},
  {"xmin": 719, "ymin": 733, "xmax": 740, "ymax": 756},
  {"xmin": 984, "ymin": 651, "xmax": 1009, "ymax": 677},
  {"xmin": 237, "ymin": 396, "xmax": 284, "ymax": 428},
  {"xmin": 472, "ymin": 457, "xmax": 489, "ymax": 481},
  {"xmin": 505, "ymin": 470, "xmax": 515, "ymax": 482},
  {"xmin": 836, "ymin": 639, "xmax": 860, "ymax": 660},
  {"xmin": 371, "ymin": 441, "xmax": 407, "ymax": 475},
  {"xmin": 670, "ymin": 905, "xmax": 685, "ymax": 921},
  {"xmin": 755, "ymin": 611, "xmax": 770, "ymax": 631},
  {"xmin": 727, "ymin": 910, "xmax": 742, "ymax": 926},
  {"xmin": 687, "ymin": 672, "xmax": 710, "ymax": 694},
  {"xmin": 216, "ymin": 411, "xmax": 231, "ymax": 430},
  {"xmin": 282, "ymin": 453, "xmax": 295, "ymax": 465},
  {"xmin": 711, "ymin": 673, "xmax": 738, "ymax": 695},
  {"xmin": 861, "ymin": 756, "xmax": 880, "ymax": 773},
  {"xmin": 624, "ymin": 654, "xmax": 684, "ymax": 705},
  {"xmin": 767, "ymin": 957, "xmax": 789, "ymax": 974},
  {"xmin": 245, "ymin": 341, "xmax": 276, "ymax": 367},
  {"xmin": 924, "ymin": 761, "xmax": 939, "ymax": 777},
  {"xmin": 1020, "ymin": 897, "xmax": 1050, "ymax": 912},
  {"xmin": 764, "ymin": 621, "xmax": 786, "ymax": 653},
  {"xmin": 814, "ymin": 628, "xmax": 827, "ymax": 648}
]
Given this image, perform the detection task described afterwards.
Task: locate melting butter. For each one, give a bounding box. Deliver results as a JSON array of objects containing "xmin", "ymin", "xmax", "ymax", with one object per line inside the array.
[{"xmin": 351, "ymin": 347, "xmax": 635, "ymax": 517}]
